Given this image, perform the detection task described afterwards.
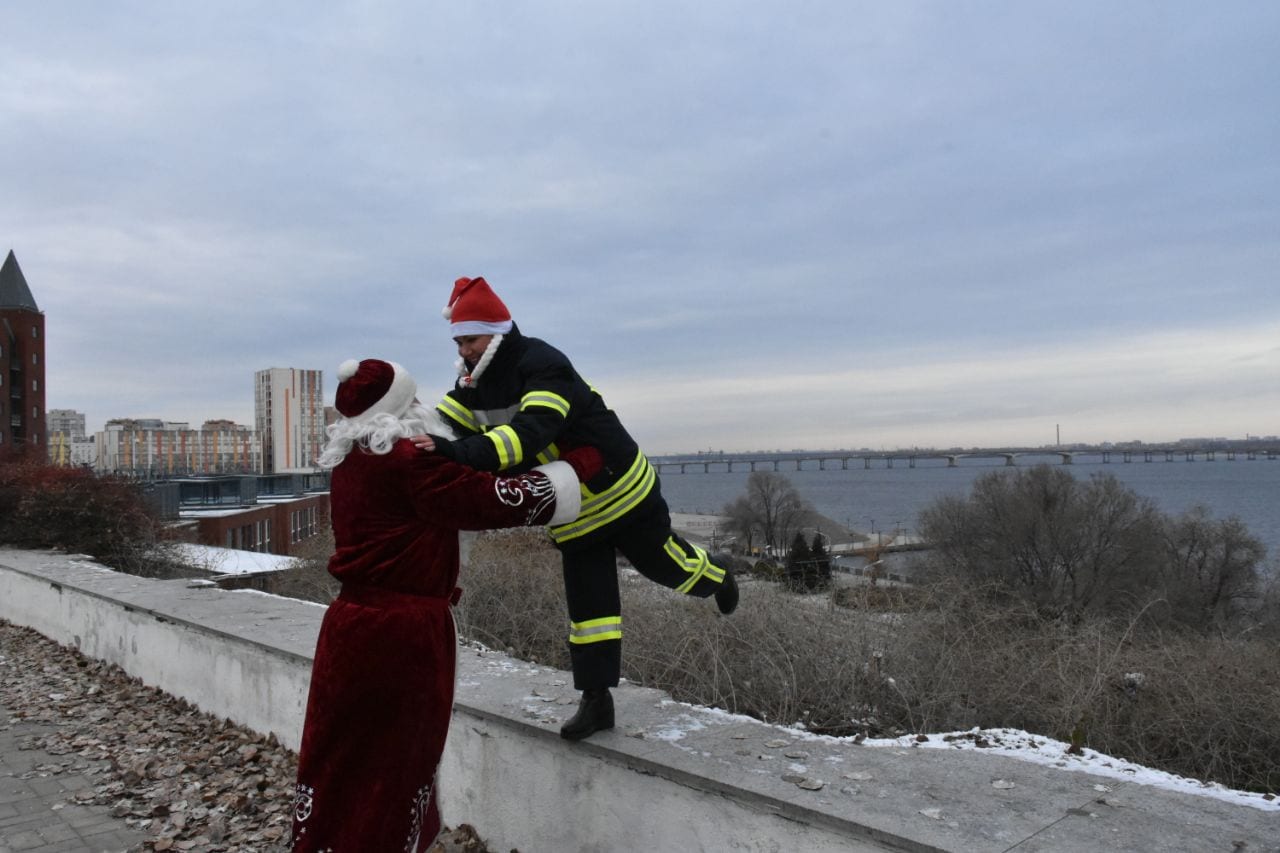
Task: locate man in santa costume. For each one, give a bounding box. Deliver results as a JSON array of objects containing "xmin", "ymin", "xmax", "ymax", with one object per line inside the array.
[
  {"xmin": 414, "ymin": 277, "xmax": 739, "ymax": 742},
  {"xmin": 292, "ymin": 358, "xmax": 600, "ymax": 852}
]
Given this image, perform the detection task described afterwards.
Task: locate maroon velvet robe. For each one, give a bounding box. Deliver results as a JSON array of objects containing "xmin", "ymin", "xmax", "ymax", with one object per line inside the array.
[{"xmin": 292, "ymin": 440, "xmax": 572, "ymax": 852}]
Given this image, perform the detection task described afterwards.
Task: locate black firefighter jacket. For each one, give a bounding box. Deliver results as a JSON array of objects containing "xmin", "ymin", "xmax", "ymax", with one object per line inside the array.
[{"xmin": 435, "ymin": 325, "xmax": 658, "ymax": 545}]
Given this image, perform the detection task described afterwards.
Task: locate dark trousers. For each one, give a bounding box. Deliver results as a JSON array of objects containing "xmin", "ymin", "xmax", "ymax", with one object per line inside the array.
[{"xmin": 558, "ymin": 496, "xmax": 724, "ymax": 690}]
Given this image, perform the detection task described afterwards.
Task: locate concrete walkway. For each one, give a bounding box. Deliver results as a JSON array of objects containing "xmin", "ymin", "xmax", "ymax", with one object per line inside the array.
[{"xmin": 0, "ymin": 706, "xmax": 144, "ymax": 853}]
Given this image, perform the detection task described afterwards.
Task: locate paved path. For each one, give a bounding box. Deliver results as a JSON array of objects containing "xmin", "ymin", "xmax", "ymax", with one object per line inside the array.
[{"xmin": 0, "ymin": 705, "xmax": 144, "ymax": 853}]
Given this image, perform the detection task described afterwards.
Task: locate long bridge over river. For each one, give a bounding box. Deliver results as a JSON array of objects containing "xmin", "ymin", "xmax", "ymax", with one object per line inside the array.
[{"xmin": 650, "ymin": 445, "xmax": 1280, "ymax": 474}]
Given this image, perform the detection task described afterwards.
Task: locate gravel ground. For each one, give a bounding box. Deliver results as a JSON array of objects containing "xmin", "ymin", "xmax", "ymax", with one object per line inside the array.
[{"xmin": 0, "ymin": 618, "xmax": 497, "ymax": 853}]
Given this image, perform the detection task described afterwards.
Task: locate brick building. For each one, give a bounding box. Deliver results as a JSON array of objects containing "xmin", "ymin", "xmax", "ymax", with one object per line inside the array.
[{"xmin": 0, "ymin": 250, "xmax": 45, "ymax": 452}]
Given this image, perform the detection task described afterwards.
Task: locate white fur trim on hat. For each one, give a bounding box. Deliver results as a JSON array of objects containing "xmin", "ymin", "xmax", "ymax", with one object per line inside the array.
[
  {"xmin": 366, "ymin": 361, "xmax": 417, "ymax": 420},
  {"xmin": 450, "ymin": 318, "xmax": 514, "ymax": 336},
  {"xmin": 336, "ymin": 359, "xmax": 418, "ymax": 422}
]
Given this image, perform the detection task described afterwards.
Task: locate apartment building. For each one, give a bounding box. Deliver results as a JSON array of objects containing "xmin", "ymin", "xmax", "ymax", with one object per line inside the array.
[
  {"xmin": 96, "ymin": 418, "xmax": 262, "ymax": 476},
  {"xmin": 254, "ymin": 367, "xmax": 325, "ymax": 474}
]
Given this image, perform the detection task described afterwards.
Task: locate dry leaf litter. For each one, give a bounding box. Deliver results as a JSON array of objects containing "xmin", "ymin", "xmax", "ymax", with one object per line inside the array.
[{"xmin": 0, "ymin": 618, "xmax": 498, "ymax": 852}]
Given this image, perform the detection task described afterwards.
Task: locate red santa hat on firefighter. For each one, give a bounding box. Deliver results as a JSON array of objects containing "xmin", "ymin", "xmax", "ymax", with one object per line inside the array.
[
  {"xmin": 442, "ymin": 276, "xmax": 514, "ymax": 336},
  {"xmin": 334, "ymin": 358, "xmax": 417, "ymax": 422}
]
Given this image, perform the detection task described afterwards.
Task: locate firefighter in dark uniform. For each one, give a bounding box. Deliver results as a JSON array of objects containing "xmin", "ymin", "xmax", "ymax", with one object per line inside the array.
[{"xmin": 415, "ymin": 276, "xmax": 738, "ymax": 740}]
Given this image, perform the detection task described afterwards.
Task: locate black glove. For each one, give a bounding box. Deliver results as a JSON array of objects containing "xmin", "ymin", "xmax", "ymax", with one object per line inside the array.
[{"xmin": 425, "ymin": 435, "xmax": 456, "ymax": 460}]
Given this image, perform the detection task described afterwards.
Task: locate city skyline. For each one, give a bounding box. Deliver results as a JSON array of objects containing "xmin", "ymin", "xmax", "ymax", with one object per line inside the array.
[{"xmin": 3, "ymin": 3, "xmax": 1277, "ymax": 454}]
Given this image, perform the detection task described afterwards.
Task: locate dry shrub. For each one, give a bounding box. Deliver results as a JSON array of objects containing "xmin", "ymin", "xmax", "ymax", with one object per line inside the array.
[
  {"xmin": 877, "ymin": 579, "xmax": 1280, "ymax": 793},
  {"xmin": 455, "ymin": 535, "xmax": 892, "ymax": 735},
  {"xmin": 455, "ymin": 539, "xmax": 1280, "ymax": 794},
  {"xmin": 621, "ymin": 579, "xmax": 889, "ymax": 733},
  {"xmin": 453, "ymin": 529, "xmax": 570, "ymax": 670}
]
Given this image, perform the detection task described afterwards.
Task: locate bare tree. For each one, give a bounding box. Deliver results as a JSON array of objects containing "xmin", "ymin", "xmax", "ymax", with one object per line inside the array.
[
  {"xmin": 919, "ymin": 465, "xmax": 1165, "ymax": 620},
  {"xmin": 722, "ymin": 471, "xmax": 811, "ymax": 556},
  {"xmin": 1160, "ymin": 507, "xmax": 1265, "ymax": 631}
]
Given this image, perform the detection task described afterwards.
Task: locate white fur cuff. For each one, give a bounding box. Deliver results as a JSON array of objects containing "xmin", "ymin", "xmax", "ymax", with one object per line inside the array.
[{"xmin": 534, "ymin": 460, "xmax": 582, "ymax": 525}]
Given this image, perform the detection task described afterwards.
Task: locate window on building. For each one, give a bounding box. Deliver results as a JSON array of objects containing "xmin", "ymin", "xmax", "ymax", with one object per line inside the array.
[
  {"xmin": 32, "ymin": 326, "xmax": 38, "ymax": 338},
  {"xmin": 32, "ymin": 380, "xmax": 38, "ymax": 391}
]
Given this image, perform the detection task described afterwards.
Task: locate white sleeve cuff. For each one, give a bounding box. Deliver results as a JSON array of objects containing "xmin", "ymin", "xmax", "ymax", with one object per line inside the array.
[{"xmin": 533, "ymin": 460, "xmax": 582, "ymax": 525}]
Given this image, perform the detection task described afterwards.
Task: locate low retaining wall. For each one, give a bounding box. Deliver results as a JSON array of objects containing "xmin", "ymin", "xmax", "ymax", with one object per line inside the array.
[{"xmin": 1, "ymin": 547, "xmax": 1272, "ymax": 853}]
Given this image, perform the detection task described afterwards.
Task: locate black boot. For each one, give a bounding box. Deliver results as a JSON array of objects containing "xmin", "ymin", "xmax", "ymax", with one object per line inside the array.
[
  {"xmin": 560, "ymin": 687, "xmax": 615, "ymax": 741},
  {"xmin": 714, "ymin": 568, "xmax": 739, "ymax": 615}
]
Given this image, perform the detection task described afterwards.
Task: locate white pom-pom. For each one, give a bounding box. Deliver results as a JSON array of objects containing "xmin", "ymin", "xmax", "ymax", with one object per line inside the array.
[
  {"xmin": 337, "ymin": 359, "xmax": 360, "ymax": 382},
  {"xmin": 441, "ymin": 305, "xmax": 453, "ymax": 320}
]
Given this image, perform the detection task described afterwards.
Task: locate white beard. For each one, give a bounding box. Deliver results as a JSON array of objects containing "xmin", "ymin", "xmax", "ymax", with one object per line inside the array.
[{"xmin": 316, "ymin": 402, "xmax": 458, "ymax": 468}]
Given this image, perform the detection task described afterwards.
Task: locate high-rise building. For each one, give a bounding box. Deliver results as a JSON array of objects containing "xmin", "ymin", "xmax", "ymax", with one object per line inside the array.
[
  {"xmin": 254, "ymin": 368, "xmax": 325, "ymax": 474},
  {"xmin": 0, "ymin": 250, "xmax": 45, "ymax": 452},
  {"xmin": 47, "ymin": 408, "xmax": 85, "ymax": 440},
  {"xmin": 48, "ymin": 408, "xmax": 92, "ymax": 466}
]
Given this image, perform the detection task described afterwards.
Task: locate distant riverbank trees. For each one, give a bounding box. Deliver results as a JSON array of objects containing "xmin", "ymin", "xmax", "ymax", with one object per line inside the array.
[{"xmin": 918, "ymin": 464, "xmax": 1272, "ymax": 634}]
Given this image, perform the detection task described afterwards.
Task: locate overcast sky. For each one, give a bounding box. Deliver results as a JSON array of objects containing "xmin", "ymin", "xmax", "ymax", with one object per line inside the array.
[{"xmin": 3, "ymin": 2, "xmax": 1277, "ymax": 454}]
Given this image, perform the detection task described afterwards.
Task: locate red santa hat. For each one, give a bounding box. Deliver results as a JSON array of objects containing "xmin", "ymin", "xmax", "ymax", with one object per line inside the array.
[
  {"xmin": 442, "ymin": 276, "xmax": 513, "ymax": 336},
  {"xmin": 334, "ymin": 358, "xmax": 417, "ymax": 421}
]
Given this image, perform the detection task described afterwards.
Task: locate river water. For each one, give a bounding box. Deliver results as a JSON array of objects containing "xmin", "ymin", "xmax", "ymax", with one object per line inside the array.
[{"xmin": 655, "ymin": 453, "xmax": 1280, "ymax": 564}]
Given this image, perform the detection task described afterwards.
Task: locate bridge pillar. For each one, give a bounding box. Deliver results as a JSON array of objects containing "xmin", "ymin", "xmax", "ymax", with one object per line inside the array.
[
  {"xmin": 909, "ymin": 456, "xmax": 916, "ymax": 468},
  {"xmin": 1058, "ymin": 453, "xmax": 1073, "ymax": 465},
  {"xmin": 864, "ymin": 458, "xmax": 871, "ymax": 469},
  {"xmin": 703, "ymin": 463, "xmax": 711, "ymax": 473},
  {"xmin": 947, "ymin": 456, "xmax": 958, "ymax": 467},
  {"xmin": 795, "ymin": 460, "xmax": 802, "ymax": 471},
  {"xmin": 1003, "ymin": 454, "xmax": 1016, "ymax": 466},
  {"xmin": 1185, "ymin": 452, "xmax": 1194, "ymax": 462},
  {"xmin": 819, "ymin": 459, "xmax": 826, "ymax": 471},
  {"xmin": 1206, "ymin": 451, "xmax": 1215, "ymax": 461},
  {"xmin": 887, "ymin": 457, "xmax": 895, "ymax": 469},
  {"xmin": 842, "ymin": 458, "xmax": 849, "ymax": 470},
  {"xmin": 1227, "ymin": 451, "xmax": 1236, "ymax": 461},
  {"xmin": 1102, "ymin": 451, "xmax": 1111, "ymax": 463},
  {"xmin": 1123, "ymin": 451, "xmax": 1132, "ymax": 463},
  {"xmin": 679, "ymin": 463, "xmax": 687, "ymax": 473},
  {"xmin": 773, "ymin": 460, "xmax": 780, "ymax": 471},
  {"xmin": 1165, "ymin": 451, "xmax": 1174, "ymax": 462}
]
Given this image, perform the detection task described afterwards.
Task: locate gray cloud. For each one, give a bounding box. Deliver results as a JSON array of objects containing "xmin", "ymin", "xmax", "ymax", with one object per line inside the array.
[{"xmin": 3, "ymin": 1, "xmax": 1277, "ymax": 449}]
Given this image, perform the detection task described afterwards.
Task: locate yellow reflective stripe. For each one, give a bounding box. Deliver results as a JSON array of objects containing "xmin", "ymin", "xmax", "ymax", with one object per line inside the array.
[
  {"xmin": 550, "ymin": 452, "xmax": 655, "ymax": 543},
  {"xmin": 579, "ymin": 451, "xmax": 648, "ymax": 515},
  {"xmin": 520, "ymin": 390, "xmax": 570, "ymax": 418},
  {"xmin": 666, "ymin": 540, "xmax": 726, "ymax": 593},
  {"xmin": 534, "ymin": 441, "xmax": 559, "ymax": 466},
  {"xmin": 568, "ymin": 616, "xmax": 623, "ymax": 645},
  {"xmin": 437, "ymin": 397, "xmax": 479, "ymax": 432},
  {"xmin": 484, "ymin": 425, "xmax": 523, "ymax": 469}
]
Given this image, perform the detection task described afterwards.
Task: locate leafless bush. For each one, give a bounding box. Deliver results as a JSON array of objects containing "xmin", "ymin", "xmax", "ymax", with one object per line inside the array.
[
  {"xmin": 875, "ymin": 578, "xmax": 1280, "ymax": 793},
  {"xmin": 454, "ymin": 536, "xmax": 1280, "ymax": 794},
  {"xmin": 453, "ymin": 529, "xmax": 571, "ymax": 670}
]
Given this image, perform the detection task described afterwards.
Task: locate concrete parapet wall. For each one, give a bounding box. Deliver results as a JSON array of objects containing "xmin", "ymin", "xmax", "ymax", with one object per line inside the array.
[{"xmin": 1, "ymin": 547, "xmax": 1274, "ymax": 853}]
